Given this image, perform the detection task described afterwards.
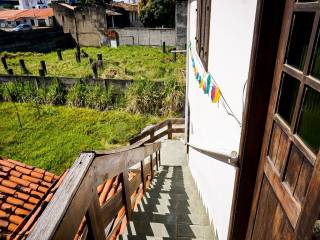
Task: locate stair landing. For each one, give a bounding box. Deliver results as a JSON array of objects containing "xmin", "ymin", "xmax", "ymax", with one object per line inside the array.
[{"xmin": 118, "ymin": 140, "xmax": 215, "ymax": 240}]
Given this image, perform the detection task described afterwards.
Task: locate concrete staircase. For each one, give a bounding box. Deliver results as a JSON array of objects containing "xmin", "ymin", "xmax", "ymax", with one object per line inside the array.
[{"xmin": 118, "ymin": 140, "xmax": 215, "ymax": 240}]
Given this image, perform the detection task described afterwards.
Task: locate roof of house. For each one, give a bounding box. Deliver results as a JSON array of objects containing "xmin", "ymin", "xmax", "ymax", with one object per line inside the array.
[
  {"xmin": 0, "ymin": 157, "xmax": 136, "ymax": 239},
  {"xmin": 110, "ymin": 2, "xmax": 138, "ymax": 12},
  {"xmin": 0, "ymin": 8, "xmax": 53, "ymax": 21},
  {"xmin": 0, "ymin": 157, "xmax": 59, "ymax": 239},
  {"xmin": 106, "ymin": 9, "xmax": 122, "ymax": 16}
]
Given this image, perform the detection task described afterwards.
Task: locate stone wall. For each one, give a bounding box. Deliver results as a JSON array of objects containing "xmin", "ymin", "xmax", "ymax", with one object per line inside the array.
[
  {"xmin": 175, "ymin": 0, "xmax": 188, "ymax": 49},
  {"xmin": 52, "ymin": 3, "xmax": 107, "ymax": 47},
  {"xmin": 0, "ymin": 28, "xmax": 75, "ymax": 52},
  {"xmin": 112, "ymin": 27, "xmax": 176, "ymax": 46}
]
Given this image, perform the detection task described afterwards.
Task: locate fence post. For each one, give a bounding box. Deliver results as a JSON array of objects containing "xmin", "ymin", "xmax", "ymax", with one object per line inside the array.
[
  {"xmin": 140, "ymin": 160, "xmax": 146, "ymax": 193},
  {"xmin": 19, "ymin": 59, "xmax": 28, "ymax": 74},
  {"xmin": 150, "ymin": 154, "xmax": 153, "ymax": 179},
  {"xmin": 39, "ymin": 68, "xmax": 45, "ymax": 77},
  {"xmin": 6, "ymin": 69, "xmax": 13, "ymax": 75},
  {"xmin": 91, "ymin": 62, "xmax": 98, "ymax": 79},
  {"xmin": 121, "ymin": 170, "xmax": 132, "ymax": 221},
  {"xmin": 162, "ymin": 41, "xmax": 166, "ymax": 53},
  {"xmin": 172, "ymin": 48, "xmax": 177, "ymax": 62},
  {"xmin": 40, "ymin": 60, "xmax": 47, "ymax": 74},
  {"xmin": 168, "ymin": 121, "xmax": 172, "ymax": 139},
  {"xmin": 1, "ymin": 56, "xmax": 7, "ymax": 70},
  {"xmin": 155, "ymin": 151, "xmax": 159, "ymax": 171},
  {"xmin": 57, "ymin": 50, "xmax": 63, "ymax": 61}
]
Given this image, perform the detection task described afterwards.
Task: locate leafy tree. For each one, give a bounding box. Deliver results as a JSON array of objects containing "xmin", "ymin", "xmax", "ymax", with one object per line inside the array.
[{"xmin": 138, "ymin": 0, "xmax": 175, "ymax": 28}]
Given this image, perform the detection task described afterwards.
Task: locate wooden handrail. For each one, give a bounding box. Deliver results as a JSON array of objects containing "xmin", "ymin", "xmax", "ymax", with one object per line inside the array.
[
  {"xmin": 129, "ymin": 118, "xmax": 185, "ymax": 144},
  {"xmin": 27, "ymin": 118, "xmax": 185, "ymax": 240}
]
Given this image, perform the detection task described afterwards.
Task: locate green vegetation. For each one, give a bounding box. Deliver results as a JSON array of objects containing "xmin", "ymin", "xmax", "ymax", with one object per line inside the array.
[
  {"xmin": 0, "ymin": 78, "xmax": 185, "ymax": 115},
  {"xmin": 139, "ymin": 0, "xmax": 176, "ymax": 28},
  {"xmin": 0, "ymin": 102, "xmax": 160, "ymax": 174},
  {"xmin": 0, "ymin": 46, "xmax": 185, "ymax": 81}
]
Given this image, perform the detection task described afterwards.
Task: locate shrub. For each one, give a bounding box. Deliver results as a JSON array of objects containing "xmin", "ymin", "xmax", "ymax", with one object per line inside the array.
[
  {"xmin": 67, "ymin": 80, "xmax": 86, "ymax": 107},
  {"xmin": 46, "ymin": 79, "xmax": 66, "ymax": 105},
  {"xmin": 85, "ymin": 84, "xmax": 112, "ymax": 110},
  {"xmin": 162, "ymin": 78, "xmax": 185, "ymax": 116},
  {"xmin": 126, "ymin": 79, "xmax": 163, "ymax": 114}
]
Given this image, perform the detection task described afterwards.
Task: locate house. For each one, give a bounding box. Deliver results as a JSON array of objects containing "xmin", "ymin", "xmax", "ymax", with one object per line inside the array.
[
  {"xmin": 185, "ymin": 0, "xmax": 320, "ymax": 239},
  {"xmin": 0, "ymin": 8, "xmax": 53, "ymax": 28},
  {"xmin": 18, "ymin": 0, "xmax": 50, "ymax": 10},
  {"xmin": 107, "ymin": 1, "xmax": 142, "ymax": 27},
  {"xmin": 52, "ymin": 3, "xmax": 107, "ymax": 47}
]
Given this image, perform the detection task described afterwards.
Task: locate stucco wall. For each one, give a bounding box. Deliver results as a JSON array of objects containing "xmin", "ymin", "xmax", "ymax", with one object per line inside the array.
[
  {"xmin": 186, "ymin": 0, "xmax": 257, "ymax": 239},
  {"xmin": 112, "ymin": 28, "xmax": 176, "ymax": 46},
  {"xmin": 52, "ymin": 3, "xmax": 106, "ymax": 47}
]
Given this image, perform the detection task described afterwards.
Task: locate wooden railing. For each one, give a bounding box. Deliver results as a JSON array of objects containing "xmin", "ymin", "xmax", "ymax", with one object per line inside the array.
[{"xmin": 27, "ymin": 118, "xmax": 184, "ymax": 240}]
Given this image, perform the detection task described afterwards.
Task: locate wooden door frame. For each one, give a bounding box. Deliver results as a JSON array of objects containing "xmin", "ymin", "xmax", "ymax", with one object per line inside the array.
[{"xmin": 228, "ymin": 0, "xmax": 286, "ymax": 239}]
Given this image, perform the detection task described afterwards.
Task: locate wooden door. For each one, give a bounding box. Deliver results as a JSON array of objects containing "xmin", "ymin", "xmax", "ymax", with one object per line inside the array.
[{"xmin": 246, "ymin": 1, "xmax": 320, "ymax": 239}]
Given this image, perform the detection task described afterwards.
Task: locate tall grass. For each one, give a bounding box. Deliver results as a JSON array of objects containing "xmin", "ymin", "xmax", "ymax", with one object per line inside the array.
[{"xmin": 0, "ymin": 77, "xmax": 185, "ymax": 116}]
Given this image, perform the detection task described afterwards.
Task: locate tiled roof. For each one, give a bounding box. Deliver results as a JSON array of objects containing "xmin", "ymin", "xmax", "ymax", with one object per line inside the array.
[
  {"xmin": 0, "ymin": 156, "xmax": 138, "ymax": 239},
  {"xmin": 110, "ymin": 2, "xmax": 138, "ymax": 12},
  {"xmin": 0, "ymin": 8, "xmax": 53, "ymax": 21},
  {"xmin": 0, "ymin": 157, "xmax": 59, "ymax": 239}
]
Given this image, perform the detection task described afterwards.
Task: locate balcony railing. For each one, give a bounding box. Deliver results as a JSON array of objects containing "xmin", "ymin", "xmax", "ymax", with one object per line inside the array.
[{"xmin": 27, "ymin": 118, "xmax": 185, "ymax": 240}]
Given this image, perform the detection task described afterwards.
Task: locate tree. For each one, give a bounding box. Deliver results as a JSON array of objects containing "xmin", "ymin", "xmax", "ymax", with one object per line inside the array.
[{"xmin": 138, "ymin": 0, "xmax": 175, "ymax": 28}]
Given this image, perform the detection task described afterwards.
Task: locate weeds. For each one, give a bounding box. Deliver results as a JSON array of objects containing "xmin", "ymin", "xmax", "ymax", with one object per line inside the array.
[{"xmin": 0, "ymin": 78, "xmax": 185, "ymax": 116}]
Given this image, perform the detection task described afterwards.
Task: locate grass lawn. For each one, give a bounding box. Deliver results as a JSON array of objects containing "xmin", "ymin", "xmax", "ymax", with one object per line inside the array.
[
  {"xmin": 0, "ymin": 46, "xmax": 186, "ymax": 81},
  {"xmin": 0, "ymin": 102, "xmax": 160, "ymax": 175}
]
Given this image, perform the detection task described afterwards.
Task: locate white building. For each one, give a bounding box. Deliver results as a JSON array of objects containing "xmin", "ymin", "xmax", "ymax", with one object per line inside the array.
[
  {"xmin": 185, "ymin": 0, "xmax": 320, "ymax": 239},
  {"xmin": 18, "ymin": 0, "xmax": 50, "ymax": 9}
]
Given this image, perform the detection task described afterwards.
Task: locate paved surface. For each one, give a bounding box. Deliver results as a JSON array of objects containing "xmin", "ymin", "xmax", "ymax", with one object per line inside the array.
[{"xmin": 118, "ymin": 140, "xmax": 214, "ymax": 240}]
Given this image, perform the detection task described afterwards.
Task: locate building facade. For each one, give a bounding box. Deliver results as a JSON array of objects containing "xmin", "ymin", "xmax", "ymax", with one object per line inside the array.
[{"xmin": 186, "ymin": 0, "xmax": 320, "ymax": 239}]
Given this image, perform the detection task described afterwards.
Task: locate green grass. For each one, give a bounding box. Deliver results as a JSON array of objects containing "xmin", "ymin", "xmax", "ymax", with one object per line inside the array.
[
  {"xmin": 0, "ymin": 46, "xmax": 186, "ymax": 81},
  {"xmin": 0, "ymin": 102, "xmax": 160, "ymax": 174}
]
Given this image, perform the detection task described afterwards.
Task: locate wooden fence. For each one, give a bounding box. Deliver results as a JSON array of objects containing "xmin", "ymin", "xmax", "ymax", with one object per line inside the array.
[{"xmin": 27, "ymin": 118, "xmax": 185, "ymax": 240}]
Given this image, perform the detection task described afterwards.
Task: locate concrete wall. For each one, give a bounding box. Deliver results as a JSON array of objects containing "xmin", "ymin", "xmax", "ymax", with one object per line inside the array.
[
  {"xmin": 0, "ymin": 28, "xmax": 75, "ymax": 52},
  {"xmin": 53, "ymin": 3, "xmax": 107, "ymax": 47},
  {"xmin": 112, "ymin": 27, "xmax": 176, "ymax": 46},
  {"xmin": 186, "ymin": 0, "xmax": 257, "ymax": 239},
  {"xmin": 175, "ymin": 0, "xmax": 187, "ymax": 49}
]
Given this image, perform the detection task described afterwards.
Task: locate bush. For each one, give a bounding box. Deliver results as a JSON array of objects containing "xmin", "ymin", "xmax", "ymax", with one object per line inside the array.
[
  {"xmin": 85, "ymin": 84, "xmax": 113, "ymax": 110},
  {"xmin": 67, "ymin": 80, "xmax": 86, "ymax": 107},
  {"xmin": 46, "ymin": 79, "xmax": 66, "ymax": 105},
  {"xmin": 162, "ymin": 78, "xmax": 185, "ymax": 116},
  {"xmin": 126, "ymin": 79, "xmax": 163, "ymax": 115}
]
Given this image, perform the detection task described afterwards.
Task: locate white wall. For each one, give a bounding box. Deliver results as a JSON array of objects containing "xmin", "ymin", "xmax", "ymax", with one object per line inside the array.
[{"xmin": 187, "ymin": 0, "xmax": 257, "ymax": 239}]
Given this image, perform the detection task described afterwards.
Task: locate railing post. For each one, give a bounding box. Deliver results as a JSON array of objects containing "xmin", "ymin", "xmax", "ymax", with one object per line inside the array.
[
  {"xmin": 85, "ymin": 191, "xmax": 105, "ymax": 240},
  {"xmin": 168, "ymin": 121, "xmax": 172, "ymax": 139},
  {"xmin": 155, "ymin": 151, "xmax": 159, "ymax": 171},
  {"xmin": 121, "ymin": 170, "xmax": 132, "ymax": 221},
  {"xmin": 150, "ymin": 154, "xmax": 153, "ymax": 179},
  {"xmin": 158, "ymin": 150, "xmax": 161, "ymax": 166},
  {"xmin": 140, "ymin": 160, "xmax": 146, "ymax": 193}
]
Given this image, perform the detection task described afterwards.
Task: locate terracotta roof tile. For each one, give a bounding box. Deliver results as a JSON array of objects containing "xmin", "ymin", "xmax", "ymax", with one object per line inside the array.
[{"xmin": 0, "ymin": 157, "xmax": 58, "ymax": 238}]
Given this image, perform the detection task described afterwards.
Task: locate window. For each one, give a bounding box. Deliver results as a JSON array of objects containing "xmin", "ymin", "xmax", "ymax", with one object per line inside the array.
[{"xmin": 196, "ymin": 0, "xmax": 211, "ymax": 70}]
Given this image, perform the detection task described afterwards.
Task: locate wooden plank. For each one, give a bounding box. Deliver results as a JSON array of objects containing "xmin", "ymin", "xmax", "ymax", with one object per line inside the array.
[
  {"xmin": 264, "ymin": 157, "xmax": 301, "ymax": 228},
  {"xmin": 27, "ymin": 153, "xmax": 95, "ymax": 240},
  {"xmin": 284, "ymin": 145, "xmax": 303, "ymax": 193},
  {"xmin": 100, "ymin": 190, "xmax": 124, "ymax": 226},
  {"xmin": 121, "ymin": 170, "xmax": 132, "ymax": 221},
  {"xmin": 269, "ymin": 123, "xmax": 282, "ymax": 163},
  {"xmin": 295, "ymin": 152, "xmax": 320, "ymax": 240},
  {"xmin": 252, "ymin": 177, "xmax": 278, "ymax": 240},
  {"xmin": 275, "ymin": 131, "xmax": 290, "ymax": 175},
  {"xmin": 171, "ymin": 128, "xmax": 185, "ymax": 134},
  {"xmin": 129, "ymin": 172, "xmax": 142, "ymax": 195},
  {"xmin": 86, "ymin": 193, "xmax": 105, "ymax": 240},
  {"xmin": 293, "ymin": 159, "xmax": 313, "ymax": 204}
]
